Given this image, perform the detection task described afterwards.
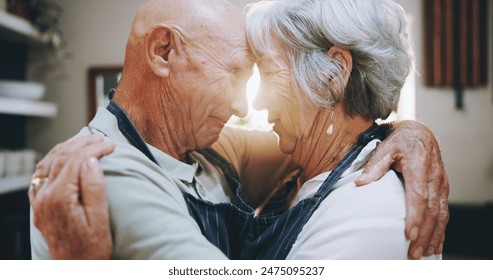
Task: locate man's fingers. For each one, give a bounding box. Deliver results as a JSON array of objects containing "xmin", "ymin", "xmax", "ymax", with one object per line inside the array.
[
  {"xmin": 418, "ymin": 173, "xmax": 445, "ymax": 257},
  {"xmin": 424, "ymin": 154, "xmax": 450, "ymax": 256},
  {"xmin": 425, "ymin": 207, "xmax": 447, "ymax": 256},
  {"xmin": 405, "ymin": 151, "xmax": 447, "ymax": 258},
  {"xmin": 409, "ymin": 214, "xmax": 437, "ymax": 259},
  {"xmin": 406, "ymin": 177, "xmax": 442, "ymax": 259},
  {"xmin": 403, "ymin": 179, "xmax": 429, "ymax": 259},
  {"xmin": 428, "ymin": 192, "xmax": 449, "ymax": 255},
  {"xmin": 363, "ymin": 120, "xmax": 449, "ymax": 259},
  {"xmin": 355, "ymin": 153, "xmax": 394, "ymax": 186}
]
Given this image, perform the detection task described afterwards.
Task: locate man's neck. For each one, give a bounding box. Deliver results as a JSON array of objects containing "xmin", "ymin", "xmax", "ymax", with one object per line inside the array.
[{"xmin": 112, "ymin": 86, "xmax": 190, "ymax": 162}]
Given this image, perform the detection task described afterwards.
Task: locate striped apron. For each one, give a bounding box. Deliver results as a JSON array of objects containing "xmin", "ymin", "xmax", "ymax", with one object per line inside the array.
[{"xmin": 107, "ymin": 100, "xmax": 385, "ymax": 259}]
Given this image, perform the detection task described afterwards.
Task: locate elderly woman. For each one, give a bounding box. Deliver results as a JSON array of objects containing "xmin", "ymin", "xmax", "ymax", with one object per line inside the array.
[
  {"xmin": 182, "ymin": 0, "xmax": 440, "ymax": 260},
  {"xmin": 236, "ymin": 0, "xmax": 438, "ymax": 259}
]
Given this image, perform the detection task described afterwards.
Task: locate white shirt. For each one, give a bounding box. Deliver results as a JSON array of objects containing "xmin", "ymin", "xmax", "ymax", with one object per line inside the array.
[{"xmin": 286, "ymin": 140, "xmax": 441, "ymax": 260}]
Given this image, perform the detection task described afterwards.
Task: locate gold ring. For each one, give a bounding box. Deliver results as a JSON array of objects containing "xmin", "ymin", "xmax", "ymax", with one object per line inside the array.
[{"xmin": 31, "ymin": 177, "xmax": 49, "ymax": 191}]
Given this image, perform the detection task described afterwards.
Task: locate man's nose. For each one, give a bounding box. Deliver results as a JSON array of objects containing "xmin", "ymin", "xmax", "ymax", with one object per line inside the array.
[{"xmin": 231, "ymin": 91, "xmax": 248, "ymax": 118}]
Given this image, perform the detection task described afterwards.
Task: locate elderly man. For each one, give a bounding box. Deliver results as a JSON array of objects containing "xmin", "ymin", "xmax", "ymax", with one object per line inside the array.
[{"xmin": 29, "ymin": 0, "xmax": 448, "ymax": 260}]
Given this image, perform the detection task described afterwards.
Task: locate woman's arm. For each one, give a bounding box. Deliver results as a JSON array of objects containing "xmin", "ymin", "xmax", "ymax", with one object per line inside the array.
[{"xmin": 29, "ymin": 136, "xmax": 115, "ymax": 259}]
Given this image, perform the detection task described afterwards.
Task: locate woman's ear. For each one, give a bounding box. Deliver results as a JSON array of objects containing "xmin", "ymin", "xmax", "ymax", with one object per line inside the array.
[
  {"xmin": 144, "ymin": 24, "xmax": 176, "ymax": 78},
  {"xmin": 326, "ymin": 46, "xmax": 353, "ymax": 86}
]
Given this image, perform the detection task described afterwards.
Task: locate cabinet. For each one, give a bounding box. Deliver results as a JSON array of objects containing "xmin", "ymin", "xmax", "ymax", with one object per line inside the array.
[{"xmin": 0, "ymin": 10, "xmax": 58, "ymax": 259}]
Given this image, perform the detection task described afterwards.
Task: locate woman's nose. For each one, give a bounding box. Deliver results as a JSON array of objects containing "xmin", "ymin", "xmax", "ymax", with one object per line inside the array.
[{"xmin": 253, "ymin": 84, "xmax": 268, "ymax": 111}]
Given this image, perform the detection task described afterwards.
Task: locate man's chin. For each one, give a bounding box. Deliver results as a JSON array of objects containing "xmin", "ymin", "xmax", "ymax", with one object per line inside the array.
[
  {"xmin": 196, "ymin": 132, "xmax": 222, "ymax": 150},
  {"xmin": 194, "ymin": 120, "xmax": 226, "ymax": 149}
]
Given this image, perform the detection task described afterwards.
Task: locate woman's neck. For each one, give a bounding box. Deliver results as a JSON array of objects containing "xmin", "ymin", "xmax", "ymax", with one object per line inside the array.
[{"xmin": 293, "ymin": 105, "xmax": 373, "ymax": 184}]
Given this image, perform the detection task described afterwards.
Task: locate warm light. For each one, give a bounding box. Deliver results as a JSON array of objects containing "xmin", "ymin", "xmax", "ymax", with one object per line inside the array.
[
  {"xmin": 384, "ymin": 14, "xmax": 416, "ymax": 122},
  {"xmin": 246, "ymin": 65, "xmax": 260, "ymax": 110},
  {"xmin": 397, "ymin": 69, "xmax": 416, "ymax": 120},
  {"xmin": 227, "ymin": 66, "xmax": 272, "ymax": 130},
  {"xmin": 229, "ymin": 51, "xmax": 417, "ymax": 129},
  {"xmin": 397, "ymin": 14, "xmax": 416, "ymax": 121}
]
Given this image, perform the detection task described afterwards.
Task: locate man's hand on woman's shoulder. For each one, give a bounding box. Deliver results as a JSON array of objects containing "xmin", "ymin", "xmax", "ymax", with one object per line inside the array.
[{"xmin": 355, "ymin": 120, "xmax": 449, "ymax": 260}]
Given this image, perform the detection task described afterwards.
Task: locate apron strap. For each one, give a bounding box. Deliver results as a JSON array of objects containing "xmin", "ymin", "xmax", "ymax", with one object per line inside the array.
[
  {"xmin": 106, "ymin": 100, "xmax": 160, "ymax": 166},
  {"xmin": 314, "ymin": 123, "xmax": 385, "ymax": 200}
]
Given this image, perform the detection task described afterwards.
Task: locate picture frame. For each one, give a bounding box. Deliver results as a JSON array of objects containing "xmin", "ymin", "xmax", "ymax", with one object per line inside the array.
[{"xmin": 87, "ymin": 66, "xmax": 122, "ymax": 122}]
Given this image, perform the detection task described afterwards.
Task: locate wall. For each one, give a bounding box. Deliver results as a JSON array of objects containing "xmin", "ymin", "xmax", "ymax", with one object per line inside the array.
[
  {"xmin": 401, "ymin": 0, "xmax": 493, "ymax": 204},
  {"xmin": 26, "ymin": 0, "xmax": 493, "ymax": 204},
  {"xmin": 27, "ymin": 0, "xmax": 146, "ymax": 153}
]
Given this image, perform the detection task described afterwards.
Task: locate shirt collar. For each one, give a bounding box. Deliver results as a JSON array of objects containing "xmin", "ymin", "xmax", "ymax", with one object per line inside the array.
[
  {"xmin": 148, "ymin": 145, "xmax": 199, "ymax": 184},
  {"xmin": 89, "ymin": 107, "xmax": 199, "ymax": 184}
]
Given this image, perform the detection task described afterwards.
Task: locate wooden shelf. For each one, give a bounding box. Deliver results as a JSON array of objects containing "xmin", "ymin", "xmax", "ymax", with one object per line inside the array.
[
  {"xmin": 0, "ymin": 97, "xmax": 57, "ymax": 117},
  {"xmin": 0, "ymin": 175, "xmax": 30, "ymax": 195},
  {"xmin": 0, "ymin": 10, "xmax": 48, "ymax": 45}
]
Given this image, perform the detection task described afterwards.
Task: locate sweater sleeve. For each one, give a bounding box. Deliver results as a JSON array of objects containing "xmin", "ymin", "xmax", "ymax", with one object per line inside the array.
[{"xmin": 212, "ymin": 127, "xmax": 298, "ymax": 207}]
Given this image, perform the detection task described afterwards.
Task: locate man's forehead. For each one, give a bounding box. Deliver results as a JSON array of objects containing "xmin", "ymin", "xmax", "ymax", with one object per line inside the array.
[
  {"xmin": 230, "ymin": 42, "xmax": 256, "ymax": 68},
  {"xmin": 210, "ymin": 30, "xmax": 255, "ymax": 67}
]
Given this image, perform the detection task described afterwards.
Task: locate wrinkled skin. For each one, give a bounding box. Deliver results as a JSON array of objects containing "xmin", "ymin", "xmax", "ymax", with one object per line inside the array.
[
  {"xmin": 29, "ymin": 121, "xmax": 449, "ymax": 260},
  {"xmin": 29, "ymin": 136, "xmax": 115, "ymax": 259},
  {"xmin": 252, "ymin": 43, "xmax": 449, "ymax": 259},
  {"xmin": 29, "ymin": 0, "xmax": 449, "ymax": 261},
  {"xmin": 355, "ymin": 120, "xmax": 449, "ymax": 259}
]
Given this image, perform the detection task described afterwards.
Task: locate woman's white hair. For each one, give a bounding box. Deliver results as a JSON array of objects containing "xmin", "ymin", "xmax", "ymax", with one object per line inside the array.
[{"xmin": 246, "ymin": 0, "xmax": 414, "ymax": 119}]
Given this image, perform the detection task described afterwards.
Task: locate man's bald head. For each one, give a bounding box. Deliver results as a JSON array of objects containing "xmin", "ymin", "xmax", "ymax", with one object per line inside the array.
[
  {"xmin": 114, "ymin": 0, "xmax": 254, "ymax": 159},
  {"xmin": 119, "ymin": 0, "xmax": 249, "ymax": 84},
  {"xmin": 129, "ymin": 0, "xmax": 245, "ymax": 48}
]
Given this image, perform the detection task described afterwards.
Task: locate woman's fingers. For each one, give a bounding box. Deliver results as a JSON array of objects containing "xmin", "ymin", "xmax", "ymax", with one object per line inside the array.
[
  {"xmin": 33, "ymin": 135, "xmax": 108, "ymax": 179},
  {"xmin": 47, "ymin": 140, "xmax": 115, "ymax": 181}
]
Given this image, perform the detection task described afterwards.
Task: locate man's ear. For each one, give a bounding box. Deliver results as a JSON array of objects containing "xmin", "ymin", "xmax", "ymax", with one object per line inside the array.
[
  {"xmin": 144, "ymin": 24, "xmax": 176, "ymax": 78},
  {"xmin": 326, "ymin": 46, "xmax": 353, "ymax": 86}
]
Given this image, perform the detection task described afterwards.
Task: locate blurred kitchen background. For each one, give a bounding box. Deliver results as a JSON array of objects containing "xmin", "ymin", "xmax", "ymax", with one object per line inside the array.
[{"xmin": 0, "ymin": 0, "xmax": 491, "ymax": 260}]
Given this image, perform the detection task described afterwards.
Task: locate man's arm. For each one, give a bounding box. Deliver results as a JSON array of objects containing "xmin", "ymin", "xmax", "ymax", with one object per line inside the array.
[
  {"xmin": 355, "ymin": 120, "xmax": 449, "ymax": 259},
  {"xmin": 213, "ymin": 127, "xmax": 299, "ymax": 207}
]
